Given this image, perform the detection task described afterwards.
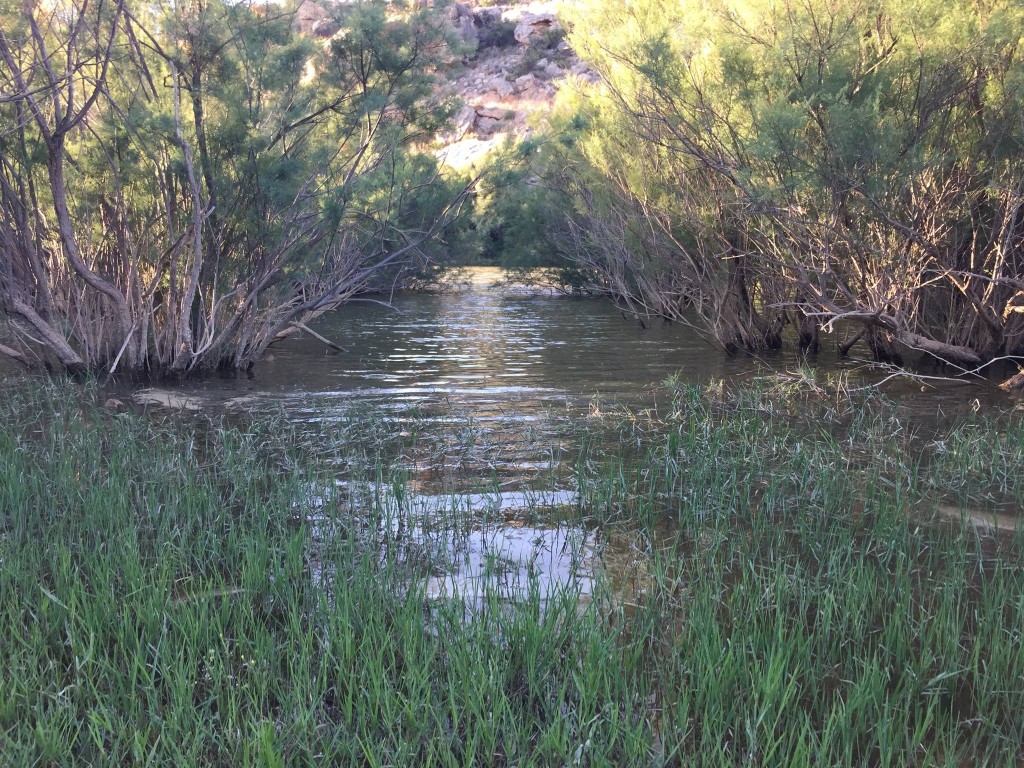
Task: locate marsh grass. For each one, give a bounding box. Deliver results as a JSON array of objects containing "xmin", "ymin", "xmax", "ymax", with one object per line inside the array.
[{"xmin": 0, "ymin": 376, "xmax": 1022, "ymax": 765}]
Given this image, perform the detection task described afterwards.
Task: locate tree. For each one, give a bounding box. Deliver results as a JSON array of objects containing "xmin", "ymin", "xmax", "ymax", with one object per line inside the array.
[
  {"xmin": 0, "ymin": 0, "xmax": 470, "ymax": 376},
  {"xmin": 556, "ymin": 0, "xmax": 1024, "ymax": 370}
]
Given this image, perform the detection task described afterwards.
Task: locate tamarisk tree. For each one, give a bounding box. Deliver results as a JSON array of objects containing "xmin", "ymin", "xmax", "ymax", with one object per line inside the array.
[
  {"xmin": 557, "ymin": 0, "xmax": 1024, "ymax": 370},
  {"xmin": 0, "ymin": 0, "xmax": 468, "ymax": 375}
]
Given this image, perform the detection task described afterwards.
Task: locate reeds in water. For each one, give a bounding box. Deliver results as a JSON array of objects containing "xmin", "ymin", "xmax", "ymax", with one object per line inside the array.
[{"xmin": 0, "ymin": 376, "xmax": 1021, "ymax": 765}]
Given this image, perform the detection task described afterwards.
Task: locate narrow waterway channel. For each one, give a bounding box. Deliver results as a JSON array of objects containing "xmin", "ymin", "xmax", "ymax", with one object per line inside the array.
[
  {"xmin": 119, "ymin": 268, "xmax": 1016, "ymax": 606},
  {"xmin": 126, "ymin": 267, "xmax": 1006, "ymax": 420},
  {"xmin": 5, "ymin": 267, "xmax": 1024, "ymax": 763}
]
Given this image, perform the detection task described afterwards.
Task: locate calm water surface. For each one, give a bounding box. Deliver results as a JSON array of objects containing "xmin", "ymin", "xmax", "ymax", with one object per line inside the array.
[
  {"xmin": 139, "ymin": 268, "xmax": 1001, "ymax": 414},
  {"xmin": 173, "ymin": 269, "xmax": 758, "ymax": 403},
  {"xmin": 125, "ymin": 268, "xmax": 1011, "ymax": 604}
]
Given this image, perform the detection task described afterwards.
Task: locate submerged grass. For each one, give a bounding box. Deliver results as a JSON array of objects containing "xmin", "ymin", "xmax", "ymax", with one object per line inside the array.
[{"xmin": 0, "ymin": 375, "xmax": 1022, "ymax": 766}]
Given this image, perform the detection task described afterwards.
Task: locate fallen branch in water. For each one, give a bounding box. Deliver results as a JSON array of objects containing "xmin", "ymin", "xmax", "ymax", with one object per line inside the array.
[
  {"xmin": 843, "ymin": 360, "xmax": 987, "ymax": 392},
  {"xmin": 289, "ymin": 321, "xmax": 347, "ymax": 353}
]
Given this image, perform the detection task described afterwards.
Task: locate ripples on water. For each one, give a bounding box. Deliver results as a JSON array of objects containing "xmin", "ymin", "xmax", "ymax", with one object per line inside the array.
[{"xmin": 126, "ymin": 268, "xmax": 1013, "ymax": 605}]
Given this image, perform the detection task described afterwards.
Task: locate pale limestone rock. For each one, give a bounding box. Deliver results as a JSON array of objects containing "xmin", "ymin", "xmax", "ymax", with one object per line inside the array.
[
  {"xmin": 514, "ymin": 13, "xmax": 562, "ymax": 45},
  {"xmin": 489, "ymin": 77, "xmax": 514, "ymax": 98},
  {"xmin": 475, "ymin": 106, "xmax": 508, "ymax": 121},
  {"xmin": 453, "ymin": 105, "xmax": 478, "ymax": 140},
  {"xmin": 293, "ymin": 0, "xmax": 329, "ymax": 35},
  {"xmin": 514, "ymin": 73, "xmax": 536, "ymax": 92},
  {"xmin": 447, "ymin": 2, "xmax": 479, "ymax": 52}
]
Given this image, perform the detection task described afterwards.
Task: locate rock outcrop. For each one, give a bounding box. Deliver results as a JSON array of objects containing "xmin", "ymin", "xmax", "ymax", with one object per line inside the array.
[
  {"xmin": 513, "ymin": 12, "xmax": 561, "ymax": 45},
  {"xmin": 293, "ymin": 0, "xmax": 330, "ymax": 35},
  {"xmin": 447, "ymin": 2, "xmax": 479, "ymax": 51},
  {"xmin": 433, "ymin": 1, "xmax": 592, "ymax": 167},
  {"xmin": 291, "ymin": 1, "xmax": 596, "ymax": 169}
]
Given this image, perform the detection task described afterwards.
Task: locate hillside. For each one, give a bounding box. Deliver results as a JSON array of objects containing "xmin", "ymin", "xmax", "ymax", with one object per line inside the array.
[
  {"xmin": 433, "ymin": 1, "xmax": 598, "ymax": 167},
  {"xmin": 296, "ymin": 0, "xmax": 598, "ymax": 168}
]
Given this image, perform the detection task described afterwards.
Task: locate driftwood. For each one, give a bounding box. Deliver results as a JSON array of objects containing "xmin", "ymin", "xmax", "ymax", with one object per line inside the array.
[
  {"xmin": 288, "ymin": 321, "xmax": 347, "ymax": 353},
  {"xmin": 0, "ymin": 341, "xmax": 31, "ymax": 369},
  {"xmin": 999, "ymin": 369, "xmax": 1024, "ymax": 392}
]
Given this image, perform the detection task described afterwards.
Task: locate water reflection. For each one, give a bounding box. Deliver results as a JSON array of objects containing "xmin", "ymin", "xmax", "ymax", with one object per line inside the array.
[
  {"xmin": 130, "ymin": 268, "xmax": 1005, "ymax": 417},
  {"xmin": 123, "ymin": 268, "xmax": 1015, "ymax": 605},
  {"xmin": 304, "ymin": 480, "xmax": 596, "ymax": 608}
]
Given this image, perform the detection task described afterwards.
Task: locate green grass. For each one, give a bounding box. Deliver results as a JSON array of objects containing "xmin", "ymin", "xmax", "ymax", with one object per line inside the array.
[{"xmin": 0, "ymin": 376, "xmax": 1022, "ymax": 766}]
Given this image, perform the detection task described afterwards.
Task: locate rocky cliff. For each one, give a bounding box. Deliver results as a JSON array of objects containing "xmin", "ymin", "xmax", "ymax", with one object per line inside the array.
[
  {"xmin": 294, "ymin": 0, "xmax": 598, "ymax": 169},
  {"xmin": 436, "ymin": 1, "xmax": 598, "ymax": 167}
]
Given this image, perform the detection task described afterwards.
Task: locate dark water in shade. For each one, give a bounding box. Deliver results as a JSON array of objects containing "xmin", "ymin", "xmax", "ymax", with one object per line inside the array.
[
  {"xmin": 126, "ymin": 267, "xmax": 1008, "ymax": 413},
  {"xmin": 115, "ymin": 268, "xmax": 1014, "ymax": 605},
  {"xmin": 180, "ymin": 269, "xmax": 758, "ymax": 402}
]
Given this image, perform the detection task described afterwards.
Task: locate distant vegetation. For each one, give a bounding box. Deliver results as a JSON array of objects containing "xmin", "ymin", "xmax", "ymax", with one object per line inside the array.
[{"xmin": 5, "ymin": 0, "xmax": 1024, "ymax": 381}]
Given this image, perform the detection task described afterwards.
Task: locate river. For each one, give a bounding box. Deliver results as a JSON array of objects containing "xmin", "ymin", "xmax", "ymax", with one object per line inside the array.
[{"xmin": 119, "ymin": 267, "xmax": 1013, "ymax": 606}]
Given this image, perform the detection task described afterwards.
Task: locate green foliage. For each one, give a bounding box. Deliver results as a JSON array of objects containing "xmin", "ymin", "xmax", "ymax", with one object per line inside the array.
[
  {"xmin": 0, "ymin": 0, "xmax": 467, "ymax": 375},
  {"xmin": 456, "ymin": 138, "xmax": 592, "ymax": 291},
  {"xmin": 472, "ymin": 144, "xmax": 554, "ymax": 265},
  {"xmin": 555, "ymin": 0, "xmax": 1024, "ymax": 361},
  {"xmin": 478, "ymin": 19, "xmax": 517, "ymax": 50},
  {"xmin": 1, "ymin": 378, "xmax": 1023, "ymax": 764},
  {"xmin": 509, "ymin": 28, "xmax": 566, "ymax": 78}
]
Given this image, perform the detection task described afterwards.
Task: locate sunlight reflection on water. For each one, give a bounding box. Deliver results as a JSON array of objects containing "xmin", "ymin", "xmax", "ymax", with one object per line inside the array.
[{"xmin": 126, "ymin": 268, "xmax": 1014, "ymax": 607}]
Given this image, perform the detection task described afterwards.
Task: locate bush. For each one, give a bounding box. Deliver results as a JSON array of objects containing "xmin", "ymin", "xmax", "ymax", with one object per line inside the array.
[{"xmin": 478, "ymin": 18, "xmax": 517, "ymax": 49}]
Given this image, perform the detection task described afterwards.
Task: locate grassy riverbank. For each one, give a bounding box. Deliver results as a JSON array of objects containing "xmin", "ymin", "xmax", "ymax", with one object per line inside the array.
[{"xmin": 0, "ymin": 378, "xmax": 1022, "ymax": 766}]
